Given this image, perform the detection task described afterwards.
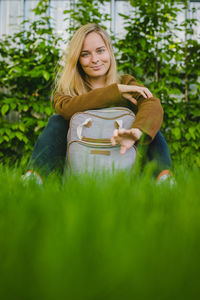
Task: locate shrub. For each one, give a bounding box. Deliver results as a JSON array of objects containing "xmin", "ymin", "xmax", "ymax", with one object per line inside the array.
[
  {"xmin": 0, "ymin": 0, "xmax": 60, "ymax": 167},
  {"xmin": 162, "ymin": 100, "xmax": 200, "ymax": 167}
]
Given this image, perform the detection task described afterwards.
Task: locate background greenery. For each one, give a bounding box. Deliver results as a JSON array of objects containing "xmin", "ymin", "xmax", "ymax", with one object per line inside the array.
[{"xmin": 0, "ymin": 0, "xmax": 199, "ymax": 168}]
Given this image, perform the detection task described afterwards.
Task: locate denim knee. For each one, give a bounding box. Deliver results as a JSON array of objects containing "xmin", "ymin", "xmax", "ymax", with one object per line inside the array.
[
  {"xmin": 47, "ymin": 114, "xmax": 69, "ymax": 133},
  {"xmin": 27, "ymin": 114, "xmax": 69, "ymax": 176},
  {"xmin": 147, "ymin": 130, "xmax": 172, "ymax": 172}
]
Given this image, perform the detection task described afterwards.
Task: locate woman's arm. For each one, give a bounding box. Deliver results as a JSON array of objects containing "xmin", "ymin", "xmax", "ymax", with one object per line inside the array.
[
  {"xmin": 54, "ymin": 83, "xmax": 123, "ymax": 120},
  {"xmin": 54, "ymin": 77, "xmax": 155, "ymax": 120},
  {"xmin": 54, "ymin": 74, "xmax": 163, "ymax": 142},
  {"xmin": 110, "ymin": 75, "xmax": 164, "ymax": 153},
  {"xmin": 120, "ymin": 74, "xmax": 164, "ymax": 141}
]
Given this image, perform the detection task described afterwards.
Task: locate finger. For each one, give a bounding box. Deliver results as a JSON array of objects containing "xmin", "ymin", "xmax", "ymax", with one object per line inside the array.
[
  {"xmin": 123, "ymin": 93, "xmax": 138, "ymax": 105},
  {"xmin": 131, "ymin": 98, "xmax": 138, "ymax": 105},
  {"xmin": 120, "ymin": 145, "xmax": 127, "ymax": 155},
  {"xmin": 138, "ymin": 90, "xmax": 147, "ymax": 98},
  {"xmin": 130, "ymin": 131, "xmax": 139, "ymax": 141},
  {"xmin": 111, "ymin": 136, "xmax": 116, "ymax": 146},
  {"xmin": 131, "ymin": 97, "xmax": 137, "ymax": 105},
  {"xmin": 118, "ymin": 129, "xmax": 135, "ymax": 138},
  {"xmin": 113, "ymin": 129, "xmax": 119, "ymax": 138},
  {"xmin": 117, "ymin": 129, "xmax": 126, "ymax": 136},
  {"xmin": 144, "ymin": 88, "xmax": 153, "ymax": 98},
  {"xmin": 135, "ymin": 87, "xmax": 152, "ymax": 99}
]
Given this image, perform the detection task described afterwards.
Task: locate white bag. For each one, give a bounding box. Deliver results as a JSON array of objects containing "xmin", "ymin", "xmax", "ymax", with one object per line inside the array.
[{"xmin": 66, "ymin": 107, "xmax": 137, "ymax": 174}]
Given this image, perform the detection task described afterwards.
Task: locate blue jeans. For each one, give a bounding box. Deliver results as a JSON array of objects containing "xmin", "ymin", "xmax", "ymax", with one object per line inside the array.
[{"xmin": 27, "ymin": 114, "xmax": 172, "ymax": 178}]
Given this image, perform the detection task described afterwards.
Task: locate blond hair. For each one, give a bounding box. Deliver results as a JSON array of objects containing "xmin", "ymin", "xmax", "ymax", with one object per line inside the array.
[{"xmin": 54, "ymin": 23, "xmax": 118, "ymax": 97}]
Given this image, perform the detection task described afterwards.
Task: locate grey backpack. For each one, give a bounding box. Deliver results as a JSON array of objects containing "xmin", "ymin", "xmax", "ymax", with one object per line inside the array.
[{"xmin": 66, "ymin": 107, "xmax": 137, "ymax": 174}]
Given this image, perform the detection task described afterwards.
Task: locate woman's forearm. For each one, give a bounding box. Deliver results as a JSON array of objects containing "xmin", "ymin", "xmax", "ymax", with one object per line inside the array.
[{"xmin": 54, "ymin": 83, "xmax": 123, "ymax": 119}]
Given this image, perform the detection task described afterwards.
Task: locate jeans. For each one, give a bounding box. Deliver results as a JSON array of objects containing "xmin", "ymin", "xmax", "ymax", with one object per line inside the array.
[{"xmin": 27, "ymin": 114, "xmax": 172, "ymax": 178}]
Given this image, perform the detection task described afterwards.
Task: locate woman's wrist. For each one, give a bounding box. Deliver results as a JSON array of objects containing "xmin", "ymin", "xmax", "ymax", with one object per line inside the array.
[
  {"xmin": 130, "ymin": 128, "xmax": 143, "ymax": 141},
  {"xmin": 117, "ymin": 84, "xmax": 126, "ymax": 93}
]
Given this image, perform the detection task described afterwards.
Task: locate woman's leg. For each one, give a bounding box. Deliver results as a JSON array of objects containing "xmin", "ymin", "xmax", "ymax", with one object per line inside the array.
[
  {"xmin": 26, "ymin": 114, "xmax": 69, "ymax": 179},
  {"xmin": 146, "ymin": 130, "xmax": 173, "ymax": 178}
]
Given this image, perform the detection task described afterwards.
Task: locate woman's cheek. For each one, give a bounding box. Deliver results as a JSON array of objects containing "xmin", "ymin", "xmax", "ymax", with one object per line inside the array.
[{"xmin": 81, "ymin": 58, "xmax": 90, "ymax": 67}]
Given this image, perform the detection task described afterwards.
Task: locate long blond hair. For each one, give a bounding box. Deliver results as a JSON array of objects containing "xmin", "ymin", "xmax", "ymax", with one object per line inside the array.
[{"xmin": 54, "ymin": 23, "xmax": 118, "ymax": 97}]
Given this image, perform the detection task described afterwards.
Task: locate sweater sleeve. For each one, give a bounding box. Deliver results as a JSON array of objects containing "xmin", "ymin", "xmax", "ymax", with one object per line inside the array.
[
  {"xmin": 54, "ymin": 83, "xmax": 122, "ymax": 120},
  {"xmin": 121, "ymin": 74, "xmax": 164, "ymax": 141}
]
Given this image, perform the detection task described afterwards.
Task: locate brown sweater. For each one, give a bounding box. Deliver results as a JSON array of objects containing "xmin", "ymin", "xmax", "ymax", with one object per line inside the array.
[{"xmin": 54, "ymin": 74, "xmax": 163, "ymax": 141}]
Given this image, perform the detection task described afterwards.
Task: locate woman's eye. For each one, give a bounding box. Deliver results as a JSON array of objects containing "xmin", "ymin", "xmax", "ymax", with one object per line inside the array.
[
  {"xmin": 81, "ymin": 53, "xmax": 89, "ymax": 57},
  {"xmin": 97, "ymin": 49, "xmax": 105, "ymax": 54}
]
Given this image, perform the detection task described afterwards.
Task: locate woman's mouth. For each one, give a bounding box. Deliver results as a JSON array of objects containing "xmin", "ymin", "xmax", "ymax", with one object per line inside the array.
[{"xmin": 92, "ymin": 65, "xmax": 103, "ymax": 70}]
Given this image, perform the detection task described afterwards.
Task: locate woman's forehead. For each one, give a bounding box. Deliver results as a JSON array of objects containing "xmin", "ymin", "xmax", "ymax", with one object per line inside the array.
[{"xmin": 81, "ymin": 32, "xmax": 106, "ymax": 50}]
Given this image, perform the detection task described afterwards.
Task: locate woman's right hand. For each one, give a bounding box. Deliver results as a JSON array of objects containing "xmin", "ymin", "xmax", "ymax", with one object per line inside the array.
[
  {"xmin": 111, "ymin": 127, "xmax": 143, "ymax": 154},
  {"xmin": 117, "ymin": 84, "xmax": 153, "ymax": 105}
]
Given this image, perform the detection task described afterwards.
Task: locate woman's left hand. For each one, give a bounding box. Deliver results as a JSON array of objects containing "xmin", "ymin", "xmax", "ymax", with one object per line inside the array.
[
  {"xmin": 118, "ymin": 84, "xmax": 154, "ymax": 106},
  {"xmin": 122, "ymin": 93, "xmax": 138, "ymax": 105},
  {"xmin": 111, "ymin": 128, "xmax": 143, "ymax": 154}
]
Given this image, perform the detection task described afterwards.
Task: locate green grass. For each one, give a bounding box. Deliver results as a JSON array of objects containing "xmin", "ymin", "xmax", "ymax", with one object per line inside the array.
[{"xmin": 0, "ymin": 164, "xmax": 200, "ymax": 300}]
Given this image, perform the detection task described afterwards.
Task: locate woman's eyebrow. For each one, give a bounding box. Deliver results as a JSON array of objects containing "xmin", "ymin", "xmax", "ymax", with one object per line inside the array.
[{"xmin": 96, "ymin": 46, "xmax": 106, "ymax": 49}]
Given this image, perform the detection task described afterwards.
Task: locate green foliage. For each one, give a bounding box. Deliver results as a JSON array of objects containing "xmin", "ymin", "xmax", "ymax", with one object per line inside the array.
[
  {"xmin": 116, "ymin": 0, "xmax": 181, "ymax": 87},
  {"xmin": 115, "ymin": 0, "xmax": 200, "ymax": 165},
  {"xmin": 0, "ymin": 0, "xmax": 60, "ymax": 166},
  {"xmin": 63, "ymin": 0, "xmax": 111, "ymax": 38},
  {"xmin": 0, "ymin": 165, "xmax": 200, "ymax": 299},
  {"xmin": 162, "ymin": 100, "xmax": 200, "ymax": 167},
  {"xmin": 115, "ymin": 0, "xmax": 200, "ymax": 102}
]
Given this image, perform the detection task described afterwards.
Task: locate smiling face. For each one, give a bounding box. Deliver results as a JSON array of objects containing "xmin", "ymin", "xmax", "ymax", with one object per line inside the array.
[{"xmin": 79, "ymin": 31, "xmax": 111, "ymax": 85}]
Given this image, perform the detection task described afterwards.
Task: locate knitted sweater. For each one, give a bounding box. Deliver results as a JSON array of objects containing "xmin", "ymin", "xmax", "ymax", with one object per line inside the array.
[{"xmin": 54, "ymin": 74, "xmax": 163, "ymax": 141}]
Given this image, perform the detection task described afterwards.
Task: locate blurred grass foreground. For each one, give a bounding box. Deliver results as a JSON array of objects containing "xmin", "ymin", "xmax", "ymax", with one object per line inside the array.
[{"xmin": 0, "ymin": 165, "xmax": 200, "ymax": 300}]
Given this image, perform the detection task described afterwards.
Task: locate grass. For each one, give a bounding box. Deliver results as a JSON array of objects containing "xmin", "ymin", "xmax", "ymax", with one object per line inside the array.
[{"xmin": 0, "ymin": 164, "xmax": 200, "ymax": 300}]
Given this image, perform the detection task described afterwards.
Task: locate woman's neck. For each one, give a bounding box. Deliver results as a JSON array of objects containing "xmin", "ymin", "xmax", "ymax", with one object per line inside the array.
[{"xmin": 89, "ymin": 77, "xmax": 106, "ymax": 89}]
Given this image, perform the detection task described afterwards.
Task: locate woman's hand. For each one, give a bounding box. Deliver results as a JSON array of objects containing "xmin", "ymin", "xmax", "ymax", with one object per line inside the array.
[
  {"xmin": 118, "ymin": 84, "xmax": 153, "ymax": 105},
  {"xmin": 111, "ymin": 128, "xmax": 143, "ymax": 154}
]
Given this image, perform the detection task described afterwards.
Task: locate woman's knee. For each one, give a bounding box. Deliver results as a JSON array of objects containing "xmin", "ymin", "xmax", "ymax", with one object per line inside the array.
[
  {"xmin": 47, "ymin": 114, "xmax": 67, "ymax": 128},
  {"xmin": 153, "ymin": 130, "xmax": 168, "ymax": 147},
  {"xmin": 46, "ymin": 114, "xmax": 69, "ymax": 134},
  {"xmin": 33, "ymin": 114, "xmax": 68, "ymax": 154},
  {"xmin": 148, "ymin": 130, "xmax": 172, "ymax": 168}
]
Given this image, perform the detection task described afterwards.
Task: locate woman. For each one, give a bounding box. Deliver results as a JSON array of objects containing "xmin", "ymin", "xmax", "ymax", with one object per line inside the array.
[{"xmin": 24, "ymin": 23, "xmax": 172, "ymax": 184}]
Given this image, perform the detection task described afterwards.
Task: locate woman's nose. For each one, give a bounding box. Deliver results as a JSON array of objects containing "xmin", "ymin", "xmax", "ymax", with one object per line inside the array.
[{"xmin": 91, "ymin": 52, "xmax": 99, "ymax": 63}]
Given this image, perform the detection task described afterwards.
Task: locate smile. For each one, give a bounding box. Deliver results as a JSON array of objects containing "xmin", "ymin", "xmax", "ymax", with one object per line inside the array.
[{"xmin": 92, "ymin": 65, "xmax": 103, "ymax": 70}]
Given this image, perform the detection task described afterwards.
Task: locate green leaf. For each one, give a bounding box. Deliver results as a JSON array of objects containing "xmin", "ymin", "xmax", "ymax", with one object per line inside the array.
[
  {"xmin": 19, "ymin": 124, "xmax": 25, "ymax": 132},
  {"xmin": 23, "ymin": 106, "xmax": 29, "ymax": 112},
  {"xmin": 1, "ymin": 104, "xmax": 9, "ymax": 115},
  {"xmin": 15, "ymin": 132, "xmax": 24, "ymax": 141},
  {"xmin": 42, "ymin": 70, "xmax": 50, "ymax": 81},
  {"xmin": 45, "ymin": 107, "xmax": 52, "ymax": 115},
  {"xmin": 185, "ymin": 133, "xmax": 191, "ymax": 141},
  {"xmin": 189, "ymin": 127, "xmax": 196, "ymax": 140},
  {"xmin": 3, "ymin": 135, "xmax": 9, "ymax": 142},
  {"xmin": 172, "ymin": 127, "xmax": 181, "ymax": 139}
]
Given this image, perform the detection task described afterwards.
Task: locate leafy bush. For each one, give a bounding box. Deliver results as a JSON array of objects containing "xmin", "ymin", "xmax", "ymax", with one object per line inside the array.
[
  {"xmin": 63, "ymin": 0, "xmax": 111, "ymax": 37},
  {"xmin": 162, "ymin": 100, "xmax": 200, "ymax": 167},
  {"xmin": 0, "ymin": 0, "xmax": 60, "ymax": 166},
  {"xmin": 115, "ymin": 0, "xmax": 200, "ymax": 166},
  {"xmin": 115, "ymin": 0, "xmax": 200, "ymax": 102}
]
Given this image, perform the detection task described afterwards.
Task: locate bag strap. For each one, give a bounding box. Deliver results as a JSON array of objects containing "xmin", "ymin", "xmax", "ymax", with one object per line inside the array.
[
  {"xmin": 115, "ymin": 120, "xmax": 123, "ymax": 130},
  {"xmin": 77, "ymin": 118, "xmax": 123, "ymax": 140},
  {"xmin": 77, "ymin": 118, "xmax": 92, "ymax": 139}
]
